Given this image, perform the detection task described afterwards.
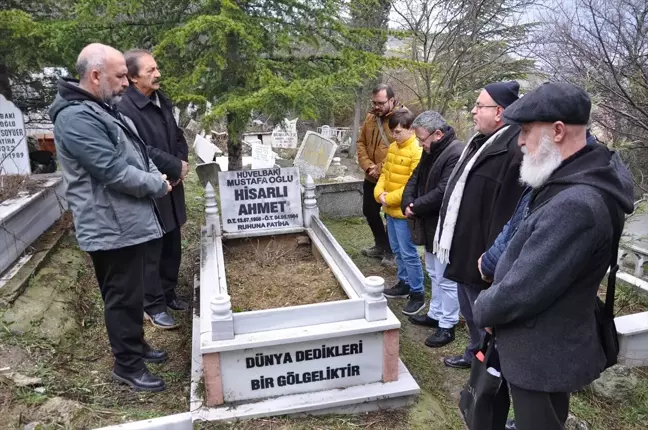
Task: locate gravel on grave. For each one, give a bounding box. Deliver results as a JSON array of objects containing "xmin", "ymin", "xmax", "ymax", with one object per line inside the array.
[{"xmin": 224, "ymin": 235, "xmax": 348, "ymax": 311}]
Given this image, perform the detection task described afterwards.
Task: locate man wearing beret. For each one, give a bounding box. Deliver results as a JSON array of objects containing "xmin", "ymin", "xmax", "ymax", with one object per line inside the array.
[
  {"xmin": 473, "ymin": 82, "xmax": 635, "ymax": 429},
  {"xmin": 437, "ymin": 81, "xmax": 526, "ymax": 370}
]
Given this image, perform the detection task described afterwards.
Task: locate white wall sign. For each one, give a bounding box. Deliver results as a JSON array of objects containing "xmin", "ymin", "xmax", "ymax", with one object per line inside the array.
[
  {"xmin": 0, "ymin": 95, "xmax": 31, "ymax": 175},
  {"xmin": 219, "ymin": 332, "xmax": 383, "ymax": 402},
  {"xmin": 293, "ymin": 131, "xmax": 338, "ymax": 179},
  {"xmin": 218, "ymin": 167, "xmax": 303, "ymax": 233},
  {"xmin": 271, "ymin": 118, "xmax": 298, "ymax": 149}
]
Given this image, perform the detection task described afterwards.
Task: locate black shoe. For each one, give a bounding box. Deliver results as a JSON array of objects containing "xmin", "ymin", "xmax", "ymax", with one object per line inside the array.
[
  {"xmin": 361, "ymin": 245, "xmax": 384, "ymax": 259},
  {"xmin": 383, "ymin": 280, "xmax": 410, "ymax": 299},
  {"xmin": 168, "ymin": 298, "xmax": 189, "ymax": 311},
  {"xmin": 408, "ymin": 314, "xmax": 439, "ymax": 328},
  {"xmin": 143, "ymin": 348, "xmax": 168, "ymax": 363},
  {"xmin": 424, "ymin": 327, "xmax": 455, "ymax": 348},
  {"xmin": 111, "ymin": 368, "xmax": 165, "ymax": 392},
  {"xmin": 380, "ymin": 253, "xmax": 396, "ymax": 269},
  {"xmin": 402, "ymin": 293, "xmax": 426, "ymax": 315},
  {"xmin": 145, "ymin": 312, "xmax": 178, "ymax": 329},
  {"xmin": 505, "ymin": 419, "xmax": 516, "ymax": 430},
  {"xmin": 443, "ymin": 355, "xmax": 471, "ymax": 369}
]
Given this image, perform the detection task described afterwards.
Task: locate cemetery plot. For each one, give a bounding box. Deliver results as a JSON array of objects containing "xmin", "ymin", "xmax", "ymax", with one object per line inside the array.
[{"xmin": 223, "ymin": 234, "xmax": 347, "ymax": 311}]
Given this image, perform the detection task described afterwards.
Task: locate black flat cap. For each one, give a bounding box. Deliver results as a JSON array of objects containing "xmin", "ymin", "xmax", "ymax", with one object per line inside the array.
[
  {"xmin": 503, "ymin": 82, "xmax": 591, "ymax": 125},
  {"xmin": 484, "ymin": 81, "xmax": 520, "ymax": 108}
]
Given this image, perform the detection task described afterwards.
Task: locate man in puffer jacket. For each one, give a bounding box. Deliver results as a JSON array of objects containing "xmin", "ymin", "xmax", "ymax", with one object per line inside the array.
[
  {"xmin": 374, "ymin": 108, "xmax": 424, "ymax": 315},
  {"xmin": 479, "ymin": 132, "xmax": 599, "ymax": 282}
]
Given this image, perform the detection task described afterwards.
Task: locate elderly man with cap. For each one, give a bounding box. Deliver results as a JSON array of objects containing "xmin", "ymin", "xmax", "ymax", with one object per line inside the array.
[
  {"xmin": 473, "ymin": 82, "xmax": 634, "ymax": 429},
  {"xmin": 437, "ymin": 81, "xmax": 526, "ymax": 370}
]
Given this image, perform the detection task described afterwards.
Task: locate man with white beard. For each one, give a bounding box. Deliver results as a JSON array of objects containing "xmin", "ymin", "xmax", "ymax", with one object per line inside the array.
[{"xmin": 472, "ymin": 82, "xmax": 635, "ymax": 429}]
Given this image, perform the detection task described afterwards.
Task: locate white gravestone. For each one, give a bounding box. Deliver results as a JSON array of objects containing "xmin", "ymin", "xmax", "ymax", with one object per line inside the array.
[
  {"xmin": 194, "ymin": 134, "xmax": 222, "ymax": 163},
  {"xmin": 0, "ymin": 95, "xmax": 31, "ymax": 175},
  {"xmin": 271, "ymin": 118, "xmax": 298, "ymax": 149},
  {"xmin": 218, "ymin": 167, "xmax": 303, "ymax": 234},
  {"xmin": 219, "ymin": 332, "xmax": 383, "ymax": 402},
  {"xmin": 251, "ymin": 140, "xmax": 276, "ymax": 169},
  {"xmin": 293, "ymin": 131, "xmax": 338, "ymax": 180}
]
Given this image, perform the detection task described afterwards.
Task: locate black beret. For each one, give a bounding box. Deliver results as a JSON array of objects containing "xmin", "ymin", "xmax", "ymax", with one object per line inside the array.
[
  {"xmin": 503, "ymin": 82, "xmax": 591, "ymax": 125},
  {"xmin": 484, "ymin": 81, "xmax": 520, "ymax": 108}
]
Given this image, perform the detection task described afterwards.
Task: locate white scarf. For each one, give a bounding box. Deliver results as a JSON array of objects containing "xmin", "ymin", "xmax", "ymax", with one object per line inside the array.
[{"xmin": 433, "ymin": 126, "xmax": 510, "ymax": 264}]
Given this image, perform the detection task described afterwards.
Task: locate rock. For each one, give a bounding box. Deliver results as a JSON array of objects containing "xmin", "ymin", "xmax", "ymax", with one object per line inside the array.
[
  {"xmin": 34, "ymin": 387, "xmax": 46, "ymax": 394},
  {"xmin": 1, "ymin": 372, "xmax": 42, "ymax": 387},
  {"xmin": 23, "ymin": 422, "xmax": 43, "ymax": 430},
  {"xmin": 296, "ymin": 236, "xmax": 311, "ymax": 246},
  {"xmin": 37, "ymin": 397, "xmax": 82, "ymax": 425},
  {"xmin": 565, "ymin": 414, "xmax": 589, "ymax": 430},
  {"xmin": 590, "ymin": 364, "xmax": 638, "ymax": 401}
]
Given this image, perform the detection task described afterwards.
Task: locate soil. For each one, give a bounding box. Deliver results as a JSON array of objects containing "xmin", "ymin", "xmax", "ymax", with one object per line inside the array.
[{"xmin": 223, "ymin": 235, "xmax": 347, "ymax": 311}]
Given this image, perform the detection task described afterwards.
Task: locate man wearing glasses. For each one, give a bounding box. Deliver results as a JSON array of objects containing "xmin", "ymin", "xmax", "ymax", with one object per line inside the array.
[
  {"xmin": 356, "ymin": 84, "xmax": 404, "ymax": 267},
  {"xmin": 435, "ymin": 81, "xmax": 526, "ymax": 370}
]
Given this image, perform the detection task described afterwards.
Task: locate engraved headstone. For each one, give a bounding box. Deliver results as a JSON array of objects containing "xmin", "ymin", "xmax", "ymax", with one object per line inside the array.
[
  {"xmin": 0, "ymin": 95, "xmax": 31, "ymax": 175},
  {"xmin": 218, "ymin": 167, "xmax": 303, "ymax": 234},
  {"xmin": 251, "ymin": 141, "xmax": 275, "ymax": 169},
  {"xmin": 271, "ymin": 118, "xmax": 298, "ymax": 149},
  {"xmin": 293, "ymin": 131, "xmax": 338, "ymax": 180}
]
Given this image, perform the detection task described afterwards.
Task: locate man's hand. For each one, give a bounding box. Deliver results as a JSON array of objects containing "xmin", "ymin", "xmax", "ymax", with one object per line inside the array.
[
  {"xmin": 161, "ymin": 174, "xmax": 172, "ymax": 194},
  {"xmin": 405, "ymin": 203, "xmax": 415, "ymax": 218},
  {"xmin": 368, "ymin": 165, "xmax": 380, "ymax": 180},
  {"xmin": 478, "ymin": 253, "xmax": 493, "ymax": 283},
  {"xmin": 379, "ymin": 192, "xmax": 388, "ymax": 206},
  {"xmin": 181, "ymin": 160, "xmax": 190, "ymax": 179}
]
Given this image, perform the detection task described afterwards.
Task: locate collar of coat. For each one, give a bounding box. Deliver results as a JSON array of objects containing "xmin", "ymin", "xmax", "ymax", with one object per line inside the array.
[{"xmin": 125, "ymin": 85, "xmax": 169, "ymax": 110}]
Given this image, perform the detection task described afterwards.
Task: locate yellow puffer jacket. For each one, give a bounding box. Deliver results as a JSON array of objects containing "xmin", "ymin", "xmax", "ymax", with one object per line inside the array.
[{"xmin": 374, "ymin": 134, "xmax": 422, "ymax": 219}]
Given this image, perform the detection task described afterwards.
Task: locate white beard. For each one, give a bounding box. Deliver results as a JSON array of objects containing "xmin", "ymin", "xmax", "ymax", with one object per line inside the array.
[{"xmin": 520, "ymin": 135, "xmax": 563, "ymax": 188}]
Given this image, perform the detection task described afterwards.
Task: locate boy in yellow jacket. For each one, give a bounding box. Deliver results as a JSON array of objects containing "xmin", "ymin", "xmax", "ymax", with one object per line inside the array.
[{"xmin": 374, "ymin": 108, "xmax": 425, "ymax": 315}]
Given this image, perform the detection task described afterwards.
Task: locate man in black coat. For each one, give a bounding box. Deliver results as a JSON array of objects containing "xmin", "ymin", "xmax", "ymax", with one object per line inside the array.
[
  {"xmin": 435, "ymin": 81, "xmax": 526, "ymax": 369},
  {"xmin": 473, "ymin": 83, "xmax": 635, "ymax": 429},
  {"xmin": 119, "ymin": 49, "xmax": 190, "ymax": 329},
  {"xmin": 401, "ymin": 111, "xmax": 464, "ymax": 348}
]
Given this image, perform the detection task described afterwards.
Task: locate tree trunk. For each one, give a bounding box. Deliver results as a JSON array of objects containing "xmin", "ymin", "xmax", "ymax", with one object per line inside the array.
[
  {"xmin": 0, "ymin": 63, "xmax": 13, "ymax": 101},
  {"xmin": 226, "ymin": 112, "xmax": 243, "ymax": 171},
  {"xmin": 349, "ymin": 89, "xmax": 363, "ymax": 158}
]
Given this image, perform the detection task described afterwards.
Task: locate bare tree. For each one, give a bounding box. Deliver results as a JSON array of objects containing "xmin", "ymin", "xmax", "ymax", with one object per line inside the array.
[
  {"xmin": 538, "ymin": 0, "xmax": 648, "ymax": 192},
  {"xmin": 389, "ymin": 0, "xmax": 536, "ymax": 114}
]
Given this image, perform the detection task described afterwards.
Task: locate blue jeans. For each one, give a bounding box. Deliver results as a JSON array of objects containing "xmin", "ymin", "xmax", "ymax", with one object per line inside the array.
[{"xmin": 385, "ymin": 216, "xmax": 424, "ymax": 294}]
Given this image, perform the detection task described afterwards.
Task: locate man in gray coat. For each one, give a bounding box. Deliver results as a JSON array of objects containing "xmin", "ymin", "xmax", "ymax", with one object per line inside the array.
[
  {"xmin": 473, "ymin": 83, "xmax": 635, "ymax": 429},
  {"xmin": 49, "ymin": 43, "xmax": 172, "ymax": 392}
]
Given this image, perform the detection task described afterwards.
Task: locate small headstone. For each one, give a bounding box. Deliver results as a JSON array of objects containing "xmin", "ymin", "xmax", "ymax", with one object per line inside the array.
[
  {"xmin": 251, "ymin": 141, "xmax": 276, "ymax": 169},
  {"xmin": 271, "ymin": 118, "xmax": 298, "ymax": 149},
  {"xmin": 194, "ymin": 134, "xmax": 221, "ymax": 163},
  {"xmin": 196, "ymin": 161, "xmax": 221, "ymax": 187},
  {"xmin": 294, "ymin": 131, "xmax": 338, "ymax": 179},
  {"xmin": 326, "ymin": 156, "xmax": 347, "ymax": 178},
  {"xmin": 320, "ymin": 125, "xmax": 332, "ymax": 139},
  {"xmin": 0, "ymin": 94, "xmax": 31, "ymax": 175},
  {"xmin": 218, "ymin": 167, "xmax": 303, "ymax": 234}
]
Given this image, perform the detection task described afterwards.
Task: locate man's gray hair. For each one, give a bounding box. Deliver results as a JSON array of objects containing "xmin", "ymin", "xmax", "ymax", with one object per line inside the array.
[
  {"xmin": 412, "ymin": 110, "xmax": 449, "ymax": 134},
  {"xmin": 76, "ymin": 52, "xmax": 105, "ymax": 80}
]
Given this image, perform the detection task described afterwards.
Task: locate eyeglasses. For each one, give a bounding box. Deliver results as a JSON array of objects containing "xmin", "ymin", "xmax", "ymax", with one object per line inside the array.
[
  {"xmin": 474, "ymin": 103, "xmax": 499, "ymax": 110},
  {"xmin": 371, "ymin": 100, "xmax": 390, "ymax": 106}
]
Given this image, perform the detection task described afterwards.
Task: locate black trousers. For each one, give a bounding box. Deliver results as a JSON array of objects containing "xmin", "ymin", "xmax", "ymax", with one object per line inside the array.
[
  {"xmin": 490, "ymin": 378, "xmax": 569, "ymax": 430},
  {"xmin": 143, "ymin": 228, "xmax": 182, "ymax": 314},
  {"xmin": 362, "ymin": 179, "xmax": 390, "ymax": 251},
  {"xmin": 458, "ymin": 282, "xmax": 487, "ymax": 361},
  {"xmin": 89, "ymin": 240, "xmax": 156, "ymax": 374},
  {"xmin": 509, "ymin": 384, "xmax": 570, "ymax": 430}
]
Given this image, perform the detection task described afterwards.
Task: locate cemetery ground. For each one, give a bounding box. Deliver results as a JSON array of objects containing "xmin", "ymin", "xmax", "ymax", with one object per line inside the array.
[{"xmin": 1, "ymin": 172, "xmax": 647, "ymax": 429}]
